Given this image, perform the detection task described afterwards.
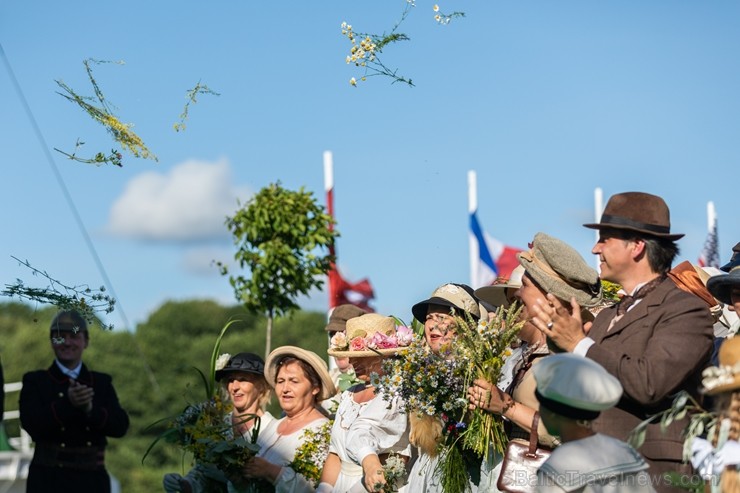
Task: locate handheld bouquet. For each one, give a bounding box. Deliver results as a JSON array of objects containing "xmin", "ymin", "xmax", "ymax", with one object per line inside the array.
[
  {"xmin": 144, "ymin": 321, "xmax": 262, "ymax": 483},
  {"xmin": 288, "ymin": 420, "xmax": 333, "ymax": 488},
  {"xmin": 456, "ymin": 305, "xmax": 524, "ymax": 459}
]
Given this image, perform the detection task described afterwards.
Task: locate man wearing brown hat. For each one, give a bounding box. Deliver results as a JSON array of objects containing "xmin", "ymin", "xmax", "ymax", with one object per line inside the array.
[
  {"xmin": 535, "ymin": 191, "xmax": 713, "ymax": 492},
  {"xmin": 20, "ymin": 310, "xmax": 129, "ymax": 493}
]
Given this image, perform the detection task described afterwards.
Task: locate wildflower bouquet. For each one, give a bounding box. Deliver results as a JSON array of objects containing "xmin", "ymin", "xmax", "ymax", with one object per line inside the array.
[
  {"xmin": 144, "ymin": 320, "xmax": 263, "ymax": 489},
  {"xmin": 456, "ymin": 305, "xmax": 524, "ymax": 459},
  {"xmin": 375, "ymin": 452, "xmax": 408, "ymax": 493},
  {"xmin": 379, "ymin": 336, "xmax": 475, "ymax": 493},
  {"xmin": 288, "ymin": 420, "xmax": 333, "ymax": 488}
]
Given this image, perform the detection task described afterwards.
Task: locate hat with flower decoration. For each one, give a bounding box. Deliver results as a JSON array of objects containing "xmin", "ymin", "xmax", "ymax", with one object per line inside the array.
[
  {"xmin": 215, "ymin": 352, "xmax": 265, "ymax": 381},
  {"xmin": 328, "ymin": 313, "xmax": 414, "ymax": 358}
]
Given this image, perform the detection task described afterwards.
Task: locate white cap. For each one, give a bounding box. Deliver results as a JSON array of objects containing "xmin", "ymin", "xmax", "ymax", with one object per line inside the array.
[{"xmin": 534, "ymin": 354, "xmax": 622, "ymax": 420}]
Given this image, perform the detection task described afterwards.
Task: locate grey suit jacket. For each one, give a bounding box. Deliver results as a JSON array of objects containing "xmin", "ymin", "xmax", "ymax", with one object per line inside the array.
[{"xmin": 587, "ymin": 277, "xmax": 713, "ymax": 462}]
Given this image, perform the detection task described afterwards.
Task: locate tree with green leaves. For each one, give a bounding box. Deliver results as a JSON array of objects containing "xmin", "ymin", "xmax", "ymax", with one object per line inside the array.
[{"xmin": 221, "ymin": 182, "xmax": 338, "ymax": 357}]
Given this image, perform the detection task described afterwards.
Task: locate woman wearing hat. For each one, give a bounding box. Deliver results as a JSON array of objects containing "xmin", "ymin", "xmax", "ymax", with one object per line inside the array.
[
  {"xmin": 235, "ymin": 346, "xmax": 336, "ymax": 492},
  {"xmin": 406, "ymin": 283, "xmax": 488, "ymax": 493},
  {"xmin": 318, "ymin": 313, "xmax": 412, "ymax": 493},
  {"xmin": 468, "ymin": 232, "xmax": 604, "ymax": 491},
  {"xmin": 162, "ymin": 352, "xmax": 275, "ymax": 493},
  {"xmin": 533, "ymin": 353, "xmax": 654, "ymax": 492}
]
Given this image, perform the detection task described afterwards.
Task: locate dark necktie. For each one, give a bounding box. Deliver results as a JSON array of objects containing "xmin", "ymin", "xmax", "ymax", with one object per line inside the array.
[{"xmin": 616, "ymin": 275, "xmax": 665, "ymax": 316}]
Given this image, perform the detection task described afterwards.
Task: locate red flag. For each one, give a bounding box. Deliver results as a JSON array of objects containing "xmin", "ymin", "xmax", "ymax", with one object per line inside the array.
[{"xmin": 329, "ymin": 265, "xmax": 375, "ymax": 311}]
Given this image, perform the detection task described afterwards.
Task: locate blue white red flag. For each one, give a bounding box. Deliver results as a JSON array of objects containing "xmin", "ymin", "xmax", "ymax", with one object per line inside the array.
[{"xmin": 469, "ymin": 210, "xmax": 523, "ymax": 288}]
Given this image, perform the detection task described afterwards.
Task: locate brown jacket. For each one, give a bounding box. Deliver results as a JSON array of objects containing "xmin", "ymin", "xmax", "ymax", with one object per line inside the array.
[{"xmin": 587, "ymin": 277, "xmax": 713, "ymax": 463}]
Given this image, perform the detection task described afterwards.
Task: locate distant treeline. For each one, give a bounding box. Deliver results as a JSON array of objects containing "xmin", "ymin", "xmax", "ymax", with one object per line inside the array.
[{"xmin": 0, "ymin": 300, "xmax": 329, "ymax": 492}]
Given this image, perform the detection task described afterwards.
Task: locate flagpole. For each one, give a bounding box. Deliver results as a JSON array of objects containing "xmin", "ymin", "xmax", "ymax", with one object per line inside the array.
[
  {"xmin": 468, "ymin": 170, "xmax": 478, "ymax": 287},
  {"xmin": 707, "ymin": 201, "xmax": 716, "ymax": 233},
  {"xmin": 594, "ymin": 187, "xmax": 603, "ymax": 271},
  {"xmin": 324, "ymin": 151, "xmax": 337, "ymax": 310}
]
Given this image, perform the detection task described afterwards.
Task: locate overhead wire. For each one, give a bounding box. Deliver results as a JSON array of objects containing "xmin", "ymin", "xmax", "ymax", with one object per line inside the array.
[{"xmin": 0, "ymin": 41, "xmax": 161, "ymax": 394}]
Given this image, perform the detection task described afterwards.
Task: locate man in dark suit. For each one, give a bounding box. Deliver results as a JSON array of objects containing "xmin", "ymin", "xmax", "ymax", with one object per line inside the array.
[
  {"xmin": 20, "ymin": 310, "xmax": 129, "ymax": 493},
  {"xmin": 535, "ymin": 192, "xmax": 713, "ymax": 492}
]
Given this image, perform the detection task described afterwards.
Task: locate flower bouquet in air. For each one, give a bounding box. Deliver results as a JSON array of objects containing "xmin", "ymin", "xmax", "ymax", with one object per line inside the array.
[
  {"xmin": 378, "ymin": 330, "xmax": 476, "ymax": 493},
  {"xmin": 456, "ymin": 304, "xmax": 524, "ymax": 460}
]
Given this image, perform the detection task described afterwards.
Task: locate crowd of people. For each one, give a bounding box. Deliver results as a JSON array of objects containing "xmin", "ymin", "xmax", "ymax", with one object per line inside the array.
[{"xmin": 15, "ymin": 190, "xmax": 740, "ymax": 493}]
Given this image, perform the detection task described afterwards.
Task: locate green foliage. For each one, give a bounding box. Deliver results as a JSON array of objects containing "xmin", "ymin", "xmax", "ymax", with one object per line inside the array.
[
  {"xmin": 221, "ymin": 182, "xmax": 337, "ymax": 355},
  {"xmin": 0, "ymin": 299, "xmax": 330, "ymax": 492},
  {"xmin": 2, "ymin": 256, "xmax": 115, "ymax": 329}
]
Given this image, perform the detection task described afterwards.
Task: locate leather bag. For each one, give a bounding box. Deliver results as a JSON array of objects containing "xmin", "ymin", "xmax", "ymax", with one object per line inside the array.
[{"xmin": 497, "ymin": 412, "xmax": 551, "ymax": 493}]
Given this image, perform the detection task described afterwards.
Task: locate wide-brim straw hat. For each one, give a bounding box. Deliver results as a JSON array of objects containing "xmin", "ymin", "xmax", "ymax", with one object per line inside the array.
[
  {"xmin": 475, "ymin": 265, "xmax": 525, "ymax": 308},
  {"xmin": 707, "ymin": 266, "xmax": 740, "ymax": 306},
  {"xmin": 583, "ymin": 191, "xmax": 684, "ymax": 240},
  {"xmin": 517, "ymin": 232, "xmax": 602, "ymax": 308},
  {"xmin": 328, "ymin": 313, "xmax": 404, "ymax": 358},
  {"xmin": 265, "ymin": 346, "xmax": 336, "ymax": 401},
  {"xmin": 411, "ymin": 283, "xmax": 481, "ymax": 324},
  {"xmin": 702, "ymin": 337, "xmax": 740, "ymax": 395}
]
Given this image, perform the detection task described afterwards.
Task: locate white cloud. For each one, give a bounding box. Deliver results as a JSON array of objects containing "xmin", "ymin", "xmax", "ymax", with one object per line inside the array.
[{"xmin": 107, "ymin": 158, "xmax": 251, "ymax": 242}]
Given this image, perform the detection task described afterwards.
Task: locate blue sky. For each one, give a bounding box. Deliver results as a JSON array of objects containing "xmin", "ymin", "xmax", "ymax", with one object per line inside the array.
[{"xmin": 1, "ymin": 1, "xmax": 739, "ymax": 330}]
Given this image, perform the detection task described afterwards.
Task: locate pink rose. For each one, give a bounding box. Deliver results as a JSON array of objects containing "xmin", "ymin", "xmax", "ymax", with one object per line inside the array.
[
  {"xmin": 370, "ymin": 332, "xmax": 397, "ymax": 349},
  {"xmin": 349, "ymin": 336, "xmax": 367, "ymax": 351},
  {"xmin": 396, "ymin": 325, "xmax": 414, "ymax": 346}
]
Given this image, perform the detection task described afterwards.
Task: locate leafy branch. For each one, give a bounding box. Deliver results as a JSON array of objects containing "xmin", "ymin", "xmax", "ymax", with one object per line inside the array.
[
  {"xmin": 2, "ymin": 256, "xmax": 116, "ymax": 329},
  {"xmin": 55, "ymin": 58, "xmax": 157, "ymax": 166},
  {"xmin": 173, "ymin": 81, "xmax": 220, "ymax": 132}
]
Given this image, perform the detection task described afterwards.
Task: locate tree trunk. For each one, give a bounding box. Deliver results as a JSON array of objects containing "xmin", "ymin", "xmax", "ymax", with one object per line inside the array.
[{"xmin": 265, "ymin": 315, "xmax": 273, "ymax": 359}]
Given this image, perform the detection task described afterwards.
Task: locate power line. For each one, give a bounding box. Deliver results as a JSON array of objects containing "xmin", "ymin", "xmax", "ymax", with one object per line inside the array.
[{"xmin": 1, "ymin": 42, "xmax": 162, "ymax": 394}]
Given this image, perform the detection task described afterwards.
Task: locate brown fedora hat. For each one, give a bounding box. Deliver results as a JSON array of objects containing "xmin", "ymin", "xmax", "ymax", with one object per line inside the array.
[{"xmin": 583, "ymin": 191, "xmax": 684, "ymax": 240}]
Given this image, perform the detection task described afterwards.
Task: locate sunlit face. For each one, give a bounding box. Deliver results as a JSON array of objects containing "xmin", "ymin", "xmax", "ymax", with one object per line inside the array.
[
  {"xmin": 592, "ymin": 230, "xmax": 634, "ymax": 284},
  {"xmin": 274, "ymin": 362, "xmax": 319, "ymax": 417},
  {"xmin": 349, "ymin": 356, "xmax": 383, "ymax": 383},
  {"xmin": 224, "ymin": 371, "xmax": 263, "ymax": 414},
  {"xmin": 51, "ymin": 319, "xmax": 88, "ymax": 369},
  {"xmin": 424, "ymin": 305, "xmax": 457, "ymax": 354}
]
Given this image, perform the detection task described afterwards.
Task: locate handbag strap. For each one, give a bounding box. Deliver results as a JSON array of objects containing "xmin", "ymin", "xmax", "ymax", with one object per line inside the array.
[{"xmin": 528, "ymin": 412, "xmax": 540, "ymax": 455}]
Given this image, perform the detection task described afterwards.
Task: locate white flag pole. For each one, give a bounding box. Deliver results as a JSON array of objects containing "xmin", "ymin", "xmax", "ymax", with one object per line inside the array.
[
  {"xmin": 323, "ymin": 151, "xmax": 337, "ymax": 371},
  {"xmin": 594, "ymin": 187, "xmax": 603, "ymax": 271},
  {"xmin": 468, "ymin": 170, "xmax": 477, "ymax": 287},
  {"xmin": 707, "ymin": 201, "xmax": 716, "ymax": 233}
]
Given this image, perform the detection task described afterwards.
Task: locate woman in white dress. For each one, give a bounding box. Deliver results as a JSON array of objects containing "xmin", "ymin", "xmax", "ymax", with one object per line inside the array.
[
  {"xmin": 162, "ymin": 352, "xmax": 275, "ymax": 493},
  {"xmin": 317, "ymin": 313, "xmax": 412, "ymax": 493},
  {"xmin": 237, "ymin": 346, "xmax": 336, "ymax": 493}
]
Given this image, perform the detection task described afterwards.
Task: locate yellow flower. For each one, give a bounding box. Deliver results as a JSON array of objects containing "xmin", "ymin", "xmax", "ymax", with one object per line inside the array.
[
  {"xmin": 435, "ymin": 14, "xmax": 442, "ymax": 22},
  {"xmin": 349, "ymin": 77, "xmax": 357, "ymax": 86},
  {"xmin": 433, "ymin": 4, "xmax": 440, "ymax": 12}
]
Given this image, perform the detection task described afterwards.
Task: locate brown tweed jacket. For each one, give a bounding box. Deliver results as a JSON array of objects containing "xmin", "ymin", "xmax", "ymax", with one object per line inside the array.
[{"xmin": 586, "ymin": 277, "xmax": 713, "ymax": 462}]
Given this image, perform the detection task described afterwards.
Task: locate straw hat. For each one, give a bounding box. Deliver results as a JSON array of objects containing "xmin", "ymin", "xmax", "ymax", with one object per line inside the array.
[
  {"xmin": 475, "ymin": 265, "xmax": 525, "ymax": 308},
  {"xmin": 265, "ymin": 346, "xmax": 336, "ymax": 401},
  {"xmin": 517, "ymin": 232, "xmax": 603, "ymax": 308},
  {"xmin": 534, "ymin": 353, "xmax": 622, "ymax": 420},
  {"xmin": 328, "ymin": 313, "xmax": 412, "ymax": 358},
  {"xmin": 411, "ymin": 283, "xmax": 481, "ymax": 324},
  {"xmin": 702, "ymin": 337, "xmax": 740, "ymax": 395}
]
